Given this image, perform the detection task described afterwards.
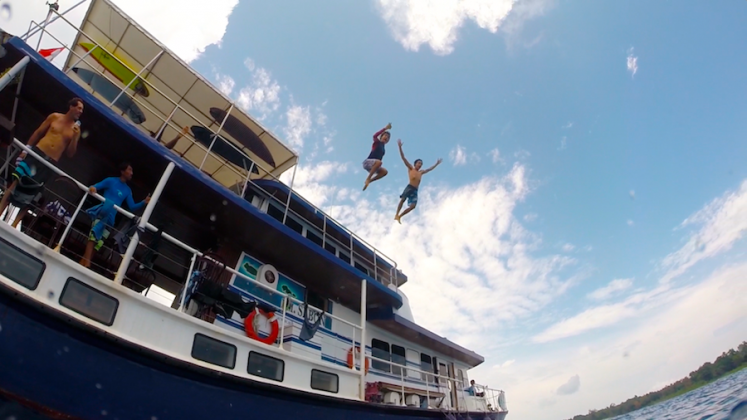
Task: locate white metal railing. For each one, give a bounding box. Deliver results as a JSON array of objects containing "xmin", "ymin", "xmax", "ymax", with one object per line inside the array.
[
  {"xmin": 6, "ymin": 138, "xmax": 371, "ymax": 397},
  {"xmin": 22, "ymin": 15, "xmax": 402, "ymax": 289}
]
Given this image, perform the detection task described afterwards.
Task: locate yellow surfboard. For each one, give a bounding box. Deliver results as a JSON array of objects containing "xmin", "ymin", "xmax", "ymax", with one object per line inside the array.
[{"xmin": 79, "ymin": 42, "xmax": 150, "ymax": 97}]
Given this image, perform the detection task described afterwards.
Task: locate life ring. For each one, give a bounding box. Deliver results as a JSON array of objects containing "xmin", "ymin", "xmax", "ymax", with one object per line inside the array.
[
  {"xmin": 347, "ymin": 346, "xmax": 369, "ymax": 374},
  {"xmin": 244, "ymin": 308, "xmax": 279, "ymax": 345}
]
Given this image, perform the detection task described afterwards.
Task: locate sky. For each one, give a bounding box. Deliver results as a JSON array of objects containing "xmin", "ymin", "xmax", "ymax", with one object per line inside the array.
[{"xmin": 9, "ymin": 0, "xmax": 747, "ymax": 419}]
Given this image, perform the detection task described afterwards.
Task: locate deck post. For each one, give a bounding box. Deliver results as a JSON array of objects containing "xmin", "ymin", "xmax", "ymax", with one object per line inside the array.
[
  {"xmin": 34, "ymin": 2, "xmax": 57, "ymax": 51},
  {"xmin": 0, "ymin": 57, "xmax": 30, "ymax": 93},
  {"xmin": 110, "ymin": 50, "xmax": 164, "ymax": 107},
  {"xmin": 178, "ymin": 252, "xmax": 198, "ymax": 311},
  {"xmin": 114, "ymin": 162, "xmax": 175, "ymax": 284},
  {"xmin": 359, "ymin": 278, "xmax": 367, "ymax": 400},
  {"xmin": 282, "ymin": 164, "xmax": 297, "ymax": 225},
  {"xmin": 22, "ymin": 0, "xmax": 87, "ymax": 42},
  {"xmin": 53, "ymin": 192, "xmax": 88, "ymax": 252},
  {"xmin": 240, "ymin": 161, "xmax": 255, "ymax": 198},
  {"xmin": 198, "ymin": 104, "xmax": 234, "ymax": 171}
]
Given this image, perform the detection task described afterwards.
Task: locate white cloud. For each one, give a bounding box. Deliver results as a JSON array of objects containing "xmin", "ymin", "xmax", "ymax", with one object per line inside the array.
[
  {"xmin": 556, "ymin": 374, "xmax": 580, "ymax": 395},
  {"xmin": 562, "ymin": 243, "xmax": 575, "ymax": 252},
  {"xmin": 282, "ymin": 161, "xmax": 349, "ymax": 207},
  {"xmin": 375, "ymin": 0, "xmax": 549, "ymax": 55},
  {"xmin": 489, "ymin": 148, "xmax": 503, "ymax": 164},
  {"xmin": 661, "ymin": 179, "xmax": 747, "ymax": 284},
  {"xmin": 450, "ymin": 144, "xmax": 468, "ymax": 166},
  {"xmin": 587, "ymin": 278, "xmax": 633, "ymax": 301},
  {"xmin": 233, "ymin": 61, "xmax": 281, "ymax": 120},
  {"xmin": 627, "ymin": 219, "xmax": 634, "ymax": 226},
  {"xmin": 492, "ymin": 262, "xmax": 747, "ymax": 420},
  {"xmin": 627, "ymin": 47, "xmax": 638, "ymax": 78},
  {"xmin": 215, "ymin": 73, "xmax": 235, "ymax": 96},
  {"xmin": 283, "ymin": 104, "xmax": 312, "ymax": 150},
  {"xmin": 559, "ymin": 136, "xmax": 567, "ymax": 150},
  {"xmin": 113, "ymin": 0, "xmax": 239, "ymax": 62},
  {"xmin": 292, "ymin": 162, "xmax": 576, "ymax": 352},
  {"xmin": 524, "ymin": 213, "xmax": 538, "ymax": 222},
  {"xmin": 629, "ymin": 189, "xmax": 635, "ymax": 200},
  {"xmin": 562, "ymin": 121, "xmax": 573, "ymax": 129}
]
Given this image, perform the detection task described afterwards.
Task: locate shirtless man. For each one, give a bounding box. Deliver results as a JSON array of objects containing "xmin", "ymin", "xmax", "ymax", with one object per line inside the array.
[
  {"xmin": 394, "ymin": 139, "xmax": 441, "ymax": 224},
  {"xmin": 0, "ymin": 98, "xmax": 83, "ymax": 226},
  {"xmin": 362, "ymin": 123, "xmax": 392, "ymax": 191}
]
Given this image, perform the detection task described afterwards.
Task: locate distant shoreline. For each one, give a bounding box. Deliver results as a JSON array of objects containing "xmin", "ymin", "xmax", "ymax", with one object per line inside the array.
[{"xmin": 566, "ymin": 341, "xmax": 747, "ymax": 420}]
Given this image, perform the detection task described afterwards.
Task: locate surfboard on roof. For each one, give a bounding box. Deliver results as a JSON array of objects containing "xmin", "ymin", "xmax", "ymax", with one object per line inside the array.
[{"xmin": 64, "ymin": 0, "xmax": 297, "ymax": 182}]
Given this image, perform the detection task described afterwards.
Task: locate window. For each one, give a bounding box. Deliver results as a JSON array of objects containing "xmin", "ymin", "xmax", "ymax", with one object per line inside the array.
[
  {"xmin": 458, "ymin": 368, "xmax": 466, "ymax": 388},
  {"xmin": 285, "ymin": 216, "xmax": 303, "ymax": 234},
  {"xmin": 371, "ymin": 339, "xmax": 390, "ymax": 372},
  {"xmin": 310, "ymin": 369, "xmax": 338, "ymax": 393},
  {"xmin": 0, "ymin": 238, "xmax": 45, "ymax": 290},
  {"xmin": 420, "ymin": 353, "xmax": 433, "ymax": 381},
  {"xmin": 247, "ymin": 351, "xmax": 284, "ymax": 382},
  {"xmin": 391, "ymin": 344, "xmax": 406, "ymax": 377},
  {"xmin": 306, "ymin": 230, "xmax": 323, "ymax": 246},
  {"xmin": 59, "ymin": 278, "xmax": 118, "ymax": 326},
  {"xmin": 266, "ymin": 204, "xmax": 284, "ymax": 223},
  {"xmin": 191, "ymin": 334, "xmax": 236, "ymax": 369},
  {"xmin": 353, "ymin": 261, "xmax": 369, "ymax": 276},
  {"xmin": 306, "ymin": 289, "xmax": 327, "ymax": 312},
  {"xmin": 406, "ymin": 349, "xmax": 420, "ymax": 379},
  {"xmin": 338, "ymin": 251, "xmax": 351, "ymax": 264},
  {"xmin": 324, "ymin": 243, "xmax": 336, "ymax": 255}
]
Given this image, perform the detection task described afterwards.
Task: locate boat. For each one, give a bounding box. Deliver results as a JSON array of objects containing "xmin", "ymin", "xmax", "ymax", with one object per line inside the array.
[{"xmin": 0, "ymin": 1, "xmax": 509, "ymax": 419}]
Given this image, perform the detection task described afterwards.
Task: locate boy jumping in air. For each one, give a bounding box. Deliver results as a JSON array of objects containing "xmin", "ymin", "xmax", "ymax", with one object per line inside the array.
[
  {"xmin": 394, "ymin": 139, "xmax": 441, "ymax": 224},
  {"xmin": 362, "ymin": 123, "xmax": 392, "ymax": 191}
]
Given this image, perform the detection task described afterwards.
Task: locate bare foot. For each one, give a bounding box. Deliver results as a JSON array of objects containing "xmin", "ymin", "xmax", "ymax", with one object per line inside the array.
[
  {"xmin": 394, "ymin": 215, "xmax": 401, "ymax": 224},
  {"xmin": 363, "ymin": 179, "xmax": 370, "ymax": 191}
]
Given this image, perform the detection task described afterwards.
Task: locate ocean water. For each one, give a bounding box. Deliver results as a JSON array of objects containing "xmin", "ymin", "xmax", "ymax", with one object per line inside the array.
[{"xmin": 609, "ymin": 368, "xmax": 747, "ymax": 420}]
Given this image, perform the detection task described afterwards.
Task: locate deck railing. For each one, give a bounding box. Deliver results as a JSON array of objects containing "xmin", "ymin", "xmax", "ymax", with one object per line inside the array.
[{"xmin": 19, "ymin": 11, "xmax": 401, "ymax": 288}]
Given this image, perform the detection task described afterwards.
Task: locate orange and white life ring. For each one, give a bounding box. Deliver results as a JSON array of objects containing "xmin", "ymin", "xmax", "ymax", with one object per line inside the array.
[
  {"xmin": 244, "ymin": 308, "xmax": 279, "ymax": 345},
  {"xmin": 347, "ymin": 346, "xmax": 369, "ymax": 373}
]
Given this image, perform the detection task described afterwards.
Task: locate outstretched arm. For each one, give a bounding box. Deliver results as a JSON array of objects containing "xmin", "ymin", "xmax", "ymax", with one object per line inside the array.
[
  {"xmin": 164, "ymin": 126, "xmax": 189, "ymax": 150},
  {"xmin": 397, "ymin": 139, "xmax": 412, "ymax": 169},
  {"xmin": 422, "ymin": 158, "xmax": 443, "ymax": 174},
  {"xmin": 373, "ymin": 122, "xmax": 392, "ymax": 141}
]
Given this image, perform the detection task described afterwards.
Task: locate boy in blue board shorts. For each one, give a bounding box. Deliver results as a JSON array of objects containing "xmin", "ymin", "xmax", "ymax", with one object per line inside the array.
[{"xmin": 394, "ymin": 139, "xmax": 441, "ymax": 224}]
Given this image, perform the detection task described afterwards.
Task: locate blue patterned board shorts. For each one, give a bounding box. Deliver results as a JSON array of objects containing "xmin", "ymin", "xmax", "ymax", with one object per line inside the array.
[{"xmin": 400, "ymin": 184, "xmax": 418, "ymax": 207}]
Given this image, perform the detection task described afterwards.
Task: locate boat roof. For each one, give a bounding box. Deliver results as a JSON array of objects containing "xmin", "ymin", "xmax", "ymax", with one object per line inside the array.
[
  {"xmin": 64, "ymin": 0, "xmax": 297, "ymax": 185},
  {"xmin": 368, "ymin": 306, "xmax": 484, "ymax": 367}
]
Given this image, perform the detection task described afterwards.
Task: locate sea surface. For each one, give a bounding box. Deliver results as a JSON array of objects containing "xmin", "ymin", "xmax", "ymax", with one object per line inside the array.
[{"xmin": 609, "ymin": 368, "xmax": 747, "ymax": 420}]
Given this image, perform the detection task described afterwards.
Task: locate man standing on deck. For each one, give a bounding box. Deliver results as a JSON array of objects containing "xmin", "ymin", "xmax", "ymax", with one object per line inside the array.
[
  {"xmin": 362, "ymin": 123, "xmax": 392, "ymax": 191},
  {"xmin": 80, "ymin": 162, "xmax": 150, "ymax": 268},
  {"xmin": 393, "ymin": 139, "xmax": 441, "ymax": 224},
  {"xmin": 0, "ymin": 98, "xmax": 83, "ymax": 226}
]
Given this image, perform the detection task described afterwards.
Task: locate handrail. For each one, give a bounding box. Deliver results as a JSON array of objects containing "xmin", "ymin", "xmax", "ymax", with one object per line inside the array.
[
  {"xmin": 23, "ymin": 15, "xmax": 402, "ymax": 289},
  {"xmin": 11, "ymin": 138, "xmax": 363, "ymax": 333}
]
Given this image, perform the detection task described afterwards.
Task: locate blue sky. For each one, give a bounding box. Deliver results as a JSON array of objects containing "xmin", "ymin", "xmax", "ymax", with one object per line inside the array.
[{"xmin": 11, "ymin": 0, "xmax": 747, "ymax": 418}]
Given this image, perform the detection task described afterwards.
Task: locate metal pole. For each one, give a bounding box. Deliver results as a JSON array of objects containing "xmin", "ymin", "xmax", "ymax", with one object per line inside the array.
[
  {"xmin": 0, "ymin": 57, "xmax": 30, "ymax": 93},
  {"xmin": 22, "ymin": 0, "xmax": 87, "ymax": 41},
  {"xmin": 110, "ymin": 50, "xmax": 164, "ymax": 106},
  {"xmin": 322, "ymin": 216, "xmax": 327, "ymax": 248},
  {"xmin": 240, "ymin": 161, "xmax": 255, "ymax": 198},
  {"xmin": 358, "ymin": 278, "xmax": 367, "ymax": 400},
  {"xmin": 278, "ymin": 296, "xmax": 287, "ymax": 349},
  {"xmin": 281, "ymin": 164, "xmax": 297, "ymax": 225},
  {"xmin": 373, "ymin": 252, "xmax": 378, "ymax": 283},
  {"xmin": 34, "ymin": 3, "xmax": 56, "ymax": 51},
  {"xmin": 53, "ymin": 191, "xmax": 88, "ymax": 252},
  {"xmin": 179, "ymin": 253, "xmax": 198, "ymax": 311},
  {"xmin": 64, "ymin": 45, "xmax": 98, "ymax": 74},
  {"xmin": 114, "ymin": 162, "xmax": 175, "ymax": 284},
  {"xmin": 425, "ymin": 373, "xmax": 430, "ymax": 408},
  {"xmin": 199, "ymin": 104, "xmax": 234, "ymax": 170}
]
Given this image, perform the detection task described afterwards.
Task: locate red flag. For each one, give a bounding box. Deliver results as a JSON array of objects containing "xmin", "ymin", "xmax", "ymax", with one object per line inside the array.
[{"xmin": 38, "ymin": 47, "xmax": 64, "ymax": 61}]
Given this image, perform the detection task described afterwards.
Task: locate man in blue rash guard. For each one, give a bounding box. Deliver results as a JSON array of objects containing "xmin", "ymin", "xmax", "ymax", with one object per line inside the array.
[{"xmin": 79, "ymin": 162, "xmax": 150, "ymax": 268}]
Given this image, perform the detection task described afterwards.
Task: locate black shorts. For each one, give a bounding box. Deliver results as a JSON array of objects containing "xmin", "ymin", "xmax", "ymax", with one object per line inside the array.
[{"xmin": 9, "ymin": 146, "xmax": 54, "ymax": 206}]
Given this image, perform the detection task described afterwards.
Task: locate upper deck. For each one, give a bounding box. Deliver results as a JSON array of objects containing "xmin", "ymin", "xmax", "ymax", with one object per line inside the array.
[{"xmin": 13, "ymin": 0, "xmax": 407, "ymax": 300}]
